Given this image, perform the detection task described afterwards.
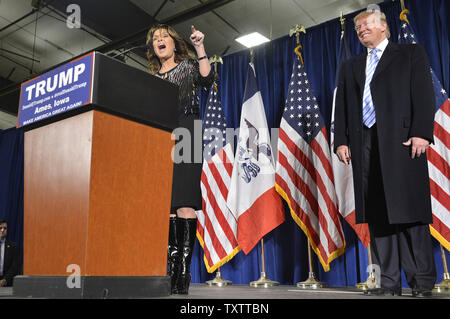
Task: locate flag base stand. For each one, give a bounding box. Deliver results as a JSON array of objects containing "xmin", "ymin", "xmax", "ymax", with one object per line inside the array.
[
  {"xmin": 249, "ymin": 239, "xmax": 279, "ymax": 288},
  {"xmin": 355, "ymin": 272, "xmax": 377, "ymax": 290},
  {"xmin": 250, "ymin": 272, "xmax": 279, "ymax": 288},
  {"xmin": 206, "ymin": 270, "xmax": 232, "ymax": 287},
  {"xmin": 433, "ymin": 273, "xmax": 450, "ymax": 293},
  {"xmin": 297, "ymin": 240, "xmax": 327, "ymax": 289},
  {"xmin": 433, "ymin": 245, "xmax": 450, "ymax": 293},
  {"xmin": 356, "ymin": 243, "xmax": 377, "ymax": 290},
  {"xmin": 296, "ymin": 272, "xmax": 327, "ymax": 289}
]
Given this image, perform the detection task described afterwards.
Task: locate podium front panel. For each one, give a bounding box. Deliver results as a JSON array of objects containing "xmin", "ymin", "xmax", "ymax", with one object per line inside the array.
[
  {"xmin": 86, "ymin": 111, "xmax": 173, "ymax": 276},
  {"xmin": 23, "ymin": 111, "xmax": 94, "ymax": 275},
  {"xmin": 23, "ymin": 110, "xmax": 174, "ymax": 277}
]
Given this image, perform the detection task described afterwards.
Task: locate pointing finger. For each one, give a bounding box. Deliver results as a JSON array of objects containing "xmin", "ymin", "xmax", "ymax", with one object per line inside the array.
[{"xmin": 191, "ymin": 25, "xmax": 196, "ymax": 34}]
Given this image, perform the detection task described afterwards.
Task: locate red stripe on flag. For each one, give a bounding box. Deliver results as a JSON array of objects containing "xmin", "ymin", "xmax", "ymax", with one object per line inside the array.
[
  {"xmin": 218, "ymin": 146, "xmax": 233, "ymax": 177},
  {"xmin": 275, "ymin": 173, "xmax": 328, "ymax": 261},
  {"xmin": 207, "ymin": 160, "xmax": 230, "ymax": 203},
  {"xmin": 201, "ymin": 173, "xmax": 239, "ymax": 248},
  {"xmin": 197, "ymin": 204, "xmax": 215, "ymax": 268},
  {"xmin": 200, "ymin": 186, "xmax": 228, "ymax": 260},
  {"xmin": 440, "ymin": 99, "xmax": 450, "ymax": 117},
  {"xmin": 429, "ymin": 179, "xmax": 450, "ymax": 212},
  {"xmin": 434, "ymin": 121, "xmax": 450, "ymax": 149},
  {"xmin": 277, "ymin": 150, "xmax": 319, "ymax": 219},
  {"xmin": 427, "ymin": 147, "xmax": 449, "ymax": 178},
  {"xmin": 280, "ymin": 128, "xmax": 344, "ymax": 245},
  {"xmin": 277, "ymin": 149, "xmax": 339, "ymax": 256},
  {"xmin": 310, "ymin": 127, "xmax": 335, "ymax": 185},
  {"xmin": 237, "ymin": 188, "xmax": 284, "ymax": 254}
]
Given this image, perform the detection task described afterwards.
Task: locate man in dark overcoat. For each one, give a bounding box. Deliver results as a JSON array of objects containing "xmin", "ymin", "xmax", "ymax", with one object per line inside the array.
[
  {"xmin": 334, "ymin": 7, "xmax": 436, "ymax": 297},
  {"xmin": 0, "ymin": 219, "xmax": 19, "ymax": 287}
]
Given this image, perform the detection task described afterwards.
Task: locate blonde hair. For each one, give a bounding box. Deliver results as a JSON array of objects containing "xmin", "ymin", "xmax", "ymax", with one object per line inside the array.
[
  {"xmin": 146, "ymin": 24, "xmax": 196, "ymax": 74},
  {"xmin": 354, "ymin": 10, "xmax": 390, "ymax": 39}
]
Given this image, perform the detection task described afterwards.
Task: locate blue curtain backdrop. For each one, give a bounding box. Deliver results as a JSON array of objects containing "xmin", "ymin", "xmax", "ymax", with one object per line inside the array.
[
  {"xmin": 192, "ymin": 0, "xmax": 450, "ymax": 287},
  {"xmin": 0, "ymin": 0, "xmax": 449, "ymax": 289},
  {"xmin": 0, "ymin": 127, "xmax": 24, "ymax": 274}
]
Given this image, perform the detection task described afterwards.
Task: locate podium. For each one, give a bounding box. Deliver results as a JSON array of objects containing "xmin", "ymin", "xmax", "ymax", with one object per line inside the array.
[{"xmin": 13, "ymin": 52, "xmax": 179, "ymax": 298}]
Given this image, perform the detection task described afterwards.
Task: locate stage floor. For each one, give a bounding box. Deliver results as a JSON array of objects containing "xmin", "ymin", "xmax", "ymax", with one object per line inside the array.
[{"xmin": 1, "ymin": 284, "xmax": 449, "ymax": 299}]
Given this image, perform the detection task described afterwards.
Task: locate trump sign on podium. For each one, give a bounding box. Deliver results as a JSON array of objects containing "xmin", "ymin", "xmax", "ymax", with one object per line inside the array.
[{"xmin": 17, "ymin": 52, "xmax": 95, "ymax": 127}]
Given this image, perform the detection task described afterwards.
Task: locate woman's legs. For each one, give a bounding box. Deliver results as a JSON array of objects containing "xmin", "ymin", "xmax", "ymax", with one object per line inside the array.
[
  {"xmin": 167, "ymin": 214, "xmax": 180, "ymax": 294},
  {"xmin": 176, "ymin": 207, "xmax": 196, "ymax": 219},
  {"xmin": 175, "ymin": 207, "xmax": 197, "ymax": 294}
]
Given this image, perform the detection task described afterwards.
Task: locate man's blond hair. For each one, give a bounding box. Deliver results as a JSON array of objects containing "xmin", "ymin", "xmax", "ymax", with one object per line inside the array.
[{"xmin": 354, "ymin": 10, "xmax": 390, "ymax": 39}]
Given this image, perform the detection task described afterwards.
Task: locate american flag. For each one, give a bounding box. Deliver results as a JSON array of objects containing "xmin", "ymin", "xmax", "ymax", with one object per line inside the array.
[
  {"xmin": 330, "ymin": 32, "xmax": 371, "ymax": 247},
  {"xmin": 275, "ymin": 55, "xmax": 345, "ymax": 271},
  {"xmin": 197, "ymin": 85, "xmax": 241, "ymax": 273},
  {"xmin": 398, "ymin": 16, "xmax": 450, "ymax": 251}
]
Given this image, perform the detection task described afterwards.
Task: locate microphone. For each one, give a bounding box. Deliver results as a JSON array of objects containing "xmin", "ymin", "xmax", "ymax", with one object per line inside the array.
[{"xmin": 110, "ymin": 44, "xmax": 152, "ymax": 58}]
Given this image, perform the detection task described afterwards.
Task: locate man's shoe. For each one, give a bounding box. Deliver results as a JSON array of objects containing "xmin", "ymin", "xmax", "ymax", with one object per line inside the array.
[
  {"xmin": 364, "ymin": 287, "xmax": 402, "ymax": 296},
  {"xmin": 412, "ymin": 287, "xmax": 432, "ymax": 298}
]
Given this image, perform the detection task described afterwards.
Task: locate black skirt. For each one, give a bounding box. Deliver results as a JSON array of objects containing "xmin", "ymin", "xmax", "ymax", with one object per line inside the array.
[{"xmin": 170, "ymin": 114, "xmax": 203, "ymax": 213}]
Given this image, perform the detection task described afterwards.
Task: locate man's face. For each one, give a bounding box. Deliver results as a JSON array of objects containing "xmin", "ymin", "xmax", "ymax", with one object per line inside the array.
[
  {"xmin": 0, "ymin": 223, "xmax": 7, "ymax": 240},
  {"xmin": 355, "ymin": 13, "xmax": 386, "ymax": 49}
]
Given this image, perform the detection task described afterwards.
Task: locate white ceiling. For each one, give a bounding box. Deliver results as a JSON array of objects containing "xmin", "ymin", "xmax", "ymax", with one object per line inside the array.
[{"xmin": 0, "ymin": 0, "xmax": 376, "ymax": 129}]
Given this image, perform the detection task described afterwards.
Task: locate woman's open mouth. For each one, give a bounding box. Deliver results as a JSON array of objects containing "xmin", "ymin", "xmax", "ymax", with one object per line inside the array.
[{"xmin": 158, "ymin": 43, "xmax": 166, "ymax": 51}]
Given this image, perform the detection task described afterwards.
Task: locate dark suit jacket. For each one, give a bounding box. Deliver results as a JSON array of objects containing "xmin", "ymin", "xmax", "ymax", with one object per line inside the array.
[
  {"xmin": 1, "ymin": 240, "xmax": 19, "ymax": 286},
  {"xmin": 334, "ymin": 41, "xmax": 435, "ymax": 224}
]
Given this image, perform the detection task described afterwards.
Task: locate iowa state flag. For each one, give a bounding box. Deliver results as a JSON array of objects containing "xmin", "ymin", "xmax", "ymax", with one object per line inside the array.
[{"xmin": 226, "ymin": 63, "xmax": 285, "ymax": 254}]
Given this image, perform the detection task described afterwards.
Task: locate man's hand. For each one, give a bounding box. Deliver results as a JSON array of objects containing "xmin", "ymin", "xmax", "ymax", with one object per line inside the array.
[
  {"xmin": 336, "ymin": 145, "xmax": 351, "ymax": 165},
  {"xmin": 402, "ymin": 137, "xmax": 429, "ymax": 159},
  {"xmin": 0, "ymin": 279, "xmax": 7, "ymax": 287}
]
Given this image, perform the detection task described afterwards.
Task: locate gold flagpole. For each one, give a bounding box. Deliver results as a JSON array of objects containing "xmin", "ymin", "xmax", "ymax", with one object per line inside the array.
[
  {"xmin": 433, "ymin": 244, "xmax": 450, "ymax": 292},
  {"xmin": 296, "ymin": 239, "xmax": 327, "ymax": 289},
  {"xmin": 355, "ymin": 243, "xmax": 377, "ymax": 290},
  {"xmin": 208, "ymin": 55, "xmax": 223, "ymax": 91},
  {"xmin": 400, "ymin": 0, "xmax": 406, "ymax": 12},
  {"xmin": 250, "ymin": 238, "xmax": 279, "ymax": 287},
  {"xmin": 209, "ymin": 55, "xmax": 223, "ymax": 75},
  {"xmin": 339, "ymin": 11, "xmax": 345, "ymax": 33},
  {"xmin": 206, "ymin": 267, "xmax": 232, "ymax": 286},
  {"xmin": 289, "ymin": 24, "xmax": 306, "ymax": 66}
]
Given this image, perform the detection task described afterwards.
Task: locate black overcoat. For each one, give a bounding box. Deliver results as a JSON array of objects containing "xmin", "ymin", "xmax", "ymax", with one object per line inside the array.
[
  {"xmin": 334, "ymin": 41, "xmax": 435, "ymax": 224},
  {"xmin": 1, "ymin": 240, "xmax": 19, "ymax": 286}
]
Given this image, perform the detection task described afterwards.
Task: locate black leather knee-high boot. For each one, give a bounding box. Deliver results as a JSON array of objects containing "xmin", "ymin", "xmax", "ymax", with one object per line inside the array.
[
  {"xmin": 167, "ymin": 216, "xmax": 180, "ymax": 294},
  {"xmin": 176, "ymin": 218, "xmax": 197, "ymax": 294}
]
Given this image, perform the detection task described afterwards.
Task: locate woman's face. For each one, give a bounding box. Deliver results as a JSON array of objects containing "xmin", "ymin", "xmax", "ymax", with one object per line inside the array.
[{"xmin": 152, "ymin": 28, "xmax": 176, "ymax": 61}]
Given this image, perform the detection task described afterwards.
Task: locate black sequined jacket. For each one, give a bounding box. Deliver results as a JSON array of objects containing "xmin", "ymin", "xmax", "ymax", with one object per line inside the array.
[{"xmin": 155, "ymin": 58, "xmax": 214, "ymax": 119}]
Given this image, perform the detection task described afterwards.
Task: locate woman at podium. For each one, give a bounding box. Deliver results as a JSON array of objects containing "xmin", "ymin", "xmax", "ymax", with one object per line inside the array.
[{"xmin": 146, "ymin": 24, "xmax": 214, "ymax": 294}]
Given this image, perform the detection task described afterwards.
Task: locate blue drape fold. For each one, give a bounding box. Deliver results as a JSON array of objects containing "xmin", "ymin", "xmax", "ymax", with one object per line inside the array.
[{"xmin": 0, "ymin": 127, "xmax": 24, "ymax": 273}]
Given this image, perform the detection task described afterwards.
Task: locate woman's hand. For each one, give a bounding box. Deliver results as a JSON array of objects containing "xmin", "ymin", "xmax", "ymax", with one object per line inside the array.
[
  {"xmin": 190, "ymin": 25, "xmax": 210, "ymax": 77},
  {"xmin": 190, "ymin": 25, "xmax": 205, "ymax": 48}
]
